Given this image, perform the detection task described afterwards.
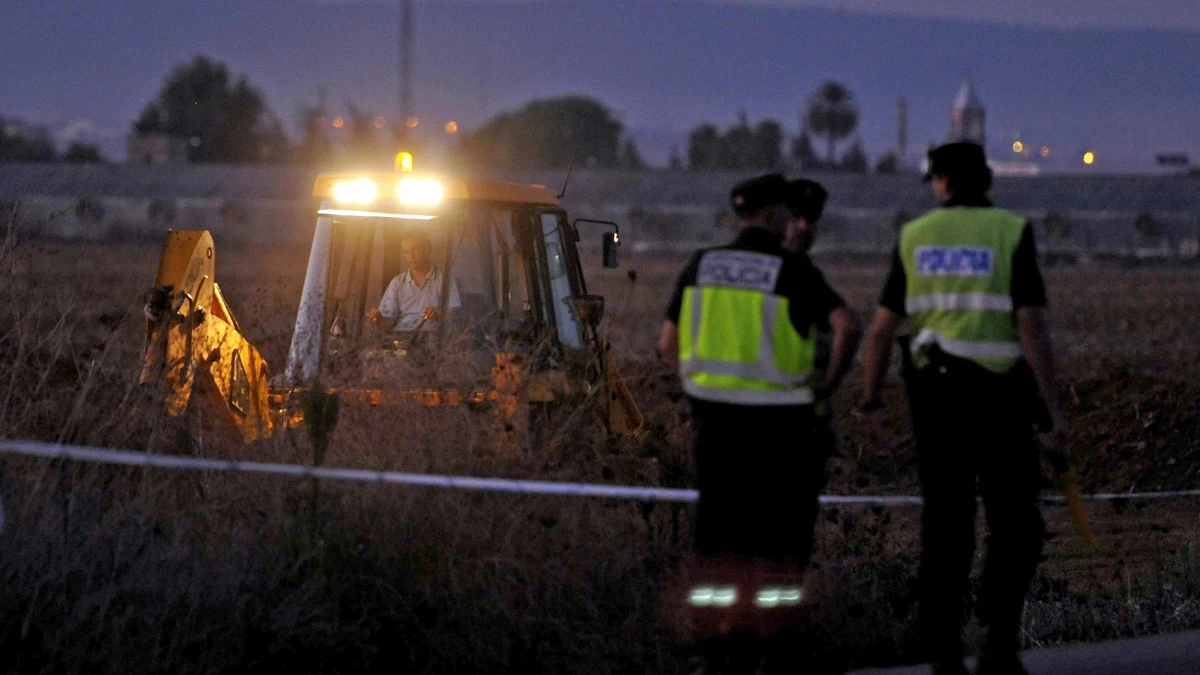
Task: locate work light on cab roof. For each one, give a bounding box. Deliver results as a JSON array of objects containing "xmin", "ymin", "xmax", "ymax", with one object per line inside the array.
[
  {"xmin": 332, "ymin": 177, "xmax": 377, "ymax": 205},
  {"xmin": 317, "ymin": 152, "xmax": 441, "ymax": 211},
  {"xmin": 324, "ymin": 176, "xmax": 443, "ymax": 208},
  {"xmin": 396, "ymin": 178, "xmax": 443, "ymax": 207}
]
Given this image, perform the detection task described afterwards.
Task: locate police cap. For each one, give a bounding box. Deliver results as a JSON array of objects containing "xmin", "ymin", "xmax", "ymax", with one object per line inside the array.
[
  {"xmin": 923, "ymin": 141, "xmax": 989, "ymax": 183},
  {"xmin": 785, "ymin": 178, "xmax": 828, "ymax": 223},
  {"xmin": 730, "ymin": 173, "xmax": 787, "ymax": 215}
]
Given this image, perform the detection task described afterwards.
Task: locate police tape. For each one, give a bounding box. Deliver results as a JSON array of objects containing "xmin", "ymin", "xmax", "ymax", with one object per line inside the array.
[{"xmin": 0, "ymin": 439, "xmax": 1198, "ymax": 507}]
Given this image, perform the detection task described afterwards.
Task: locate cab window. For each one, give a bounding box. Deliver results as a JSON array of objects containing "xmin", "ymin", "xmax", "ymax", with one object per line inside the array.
[
  {"xmin": 324, "ymin": 217, "xmax": 454, "ymax": 343},
  {"xmin": 488, "ymin": 208, "xmax": 537, "ymax": 332},
  {"xmin": 540, "ymin": 211, "xmax": 584, "ymax": 348}
]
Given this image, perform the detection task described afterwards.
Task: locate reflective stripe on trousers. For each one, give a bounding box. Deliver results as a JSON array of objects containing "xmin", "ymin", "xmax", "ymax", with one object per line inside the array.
[
  {"xmin": 679, "ymin": 293, "xmax": 809, "ymax": 387},
  {"xmin": 905, "ymin": 292, "xmax": 1014, "ymax": 314},
  {"xmin": 683, "ymin": 379, "xmax": 816, "ymax": 406},
  {"xmin": 911, "ymin": 327, "xmax": 1022, "ymax": 361}
]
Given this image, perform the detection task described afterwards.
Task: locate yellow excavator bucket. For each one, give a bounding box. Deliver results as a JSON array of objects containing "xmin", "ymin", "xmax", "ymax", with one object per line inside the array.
[{"xmin": 140, "ymin": 230, "xmax": 272, "ymax": 443}]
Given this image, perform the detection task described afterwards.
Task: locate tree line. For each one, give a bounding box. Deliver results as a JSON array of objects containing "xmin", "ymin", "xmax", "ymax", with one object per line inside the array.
[
  {"xmin": 0, "ymin": 116, "xmax": 105, "ymax": 163},
  {"xmin": 4, "ymin": 56, "xmax": 898, "ymax": 173}
]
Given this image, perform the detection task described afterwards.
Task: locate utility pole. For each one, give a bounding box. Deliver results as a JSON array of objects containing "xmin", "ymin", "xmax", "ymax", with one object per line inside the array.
[
  {"xmin": 898, "ymin": 96, "xmax": 908, "ymax": 163},
  {"xmin": 398, "ymin": 0, "xmax": 414, "ymax": 138}
]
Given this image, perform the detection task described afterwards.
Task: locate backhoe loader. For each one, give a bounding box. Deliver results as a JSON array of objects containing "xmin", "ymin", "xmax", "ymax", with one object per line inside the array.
[{"xmin": 139, "ymin": 166, "xmax": 642, "ymax": 446}]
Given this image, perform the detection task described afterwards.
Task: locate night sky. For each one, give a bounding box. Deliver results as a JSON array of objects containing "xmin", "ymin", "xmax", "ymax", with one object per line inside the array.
[{"xmin": 3, "ymin": 0, "xmax": 1197, "ymax": 171}]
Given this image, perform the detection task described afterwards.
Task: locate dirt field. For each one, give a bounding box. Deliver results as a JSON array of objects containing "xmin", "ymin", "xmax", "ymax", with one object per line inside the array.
[{"xmin": 1, "ymin": 236, "xmax": 1198, "ymax": 673}]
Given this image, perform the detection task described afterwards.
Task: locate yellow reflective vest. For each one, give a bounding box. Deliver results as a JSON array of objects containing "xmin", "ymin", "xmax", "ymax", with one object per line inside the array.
[
  {"xmin": 678, "ymin": 249, "xmax": 817, "ymax": 405},
  {"xmin": 899, "ymin": 207, "xmax": 1027, "ymax": 373}
]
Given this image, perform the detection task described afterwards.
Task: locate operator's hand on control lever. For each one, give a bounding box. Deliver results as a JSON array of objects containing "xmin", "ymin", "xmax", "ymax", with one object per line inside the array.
[
  {"xmin": 422, "ymin": 306, "xmax": 441, "ymax": 322},
  {"xmin": 366, "ymin": 308, "xmax": 398, "ymax": 333}
]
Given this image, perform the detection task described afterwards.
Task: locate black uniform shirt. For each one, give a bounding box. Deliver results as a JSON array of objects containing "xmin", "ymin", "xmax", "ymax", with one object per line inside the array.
[
  {"xmin": 665, "ymin": 226, "xmax": 846, "ymax": 335},
  {"xmin": 877, "ymin": 196, "xmax": 1047, "ymax": 315}
]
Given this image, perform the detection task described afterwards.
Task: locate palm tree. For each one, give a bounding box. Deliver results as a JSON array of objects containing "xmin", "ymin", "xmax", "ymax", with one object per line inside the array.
[{"xmin": 805, "ymin": 81, "xmax": 860, "ymax": 165}]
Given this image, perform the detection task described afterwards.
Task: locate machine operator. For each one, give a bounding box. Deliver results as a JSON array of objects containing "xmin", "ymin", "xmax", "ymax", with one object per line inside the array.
[{"xmin": 367, "ymin": 230, "xmax": 462, "ymax": 335}]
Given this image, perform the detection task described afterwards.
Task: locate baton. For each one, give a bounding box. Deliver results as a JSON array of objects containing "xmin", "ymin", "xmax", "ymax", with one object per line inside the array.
[
  {"xmin": 1046, "ymin": 447, "xmax": 1095, "ymax": 546},
  {"xmin": 1018, "ymin": 361, "xmax": 1094, "ymax": 546}
]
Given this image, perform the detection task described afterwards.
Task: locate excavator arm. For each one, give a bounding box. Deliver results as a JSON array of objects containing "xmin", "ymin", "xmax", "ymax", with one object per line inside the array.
[
  {"xmin": 140, "ymin": 230, "xmax": 273, "ymax": 443},
  {"xmin": 573, "ymin": 294, "xmax": 643, "ymax": 436},
  {"xmin": 599, "ymin": 343, "xmax": 643, "ymax": 435}
]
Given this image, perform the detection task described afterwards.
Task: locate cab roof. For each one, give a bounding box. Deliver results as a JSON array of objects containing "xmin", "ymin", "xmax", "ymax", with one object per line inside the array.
[{"xmin": 312, "ymin": 172, "xmax": 560, "ymax": 206}]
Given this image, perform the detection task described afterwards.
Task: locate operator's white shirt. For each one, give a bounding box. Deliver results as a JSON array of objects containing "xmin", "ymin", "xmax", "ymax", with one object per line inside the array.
[{"xmin": 378, "ymin": 266, "xmax": 461, "ymax": 331}]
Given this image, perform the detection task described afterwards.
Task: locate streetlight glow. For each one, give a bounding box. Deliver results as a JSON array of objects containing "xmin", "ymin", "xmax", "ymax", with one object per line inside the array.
[
  {"xmin": 1083, "ymin": 151, "xmax": 1096, "ymax": 165},
  {"xmin": 1012, "ymin": 141, "xmax": 1024, "ymax": 153}
]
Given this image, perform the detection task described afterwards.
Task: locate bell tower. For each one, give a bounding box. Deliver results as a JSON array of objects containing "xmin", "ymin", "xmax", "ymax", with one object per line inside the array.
[{"xmin": 948, "ymin": 76, "xmax": 986, "ymax": 145}]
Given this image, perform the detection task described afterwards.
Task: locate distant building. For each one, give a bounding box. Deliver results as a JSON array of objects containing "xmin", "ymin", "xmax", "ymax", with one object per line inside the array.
[
  {"xmin": 989, "ymin": 160, "xmax": 1040, "ymax": 177},
  {"xmin": 948, "ymin": 77, "xmax": 986, "ymax": 146},
  {"xmin": 127, "ymin": 133, "xmax": 188, "ymax": 165}
]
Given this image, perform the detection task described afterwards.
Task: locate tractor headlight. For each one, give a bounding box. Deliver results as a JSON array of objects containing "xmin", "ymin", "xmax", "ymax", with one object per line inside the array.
[
  {"xmin": 397, "ymin": 178, "xmax": 443, "ymax": 207},
  {"xmin": 332, "ymin": 178, "xmax": 378, "ymax": 205}
]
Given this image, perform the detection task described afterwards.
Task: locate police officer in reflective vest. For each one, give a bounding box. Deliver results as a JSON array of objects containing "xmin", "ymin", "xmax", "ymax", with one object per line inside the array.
[
  {"xmin": 785, "ymin": 179, "xmax": 840, "ymax": 457},
  {"xmin": 859, "ymin": 143, "xmax": 1069, "ymax": 675},
  {"xmin": 659, "ymin": 173, "xmax": 861, "ymax": 569}
]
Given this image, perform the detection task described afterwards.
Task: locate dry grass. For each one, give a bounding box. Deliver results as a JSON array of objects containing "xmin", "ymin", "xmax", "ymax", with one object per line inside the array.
[{"xmin": 1, "ymin": 221, "xmax": 1199, "ymax": 672}]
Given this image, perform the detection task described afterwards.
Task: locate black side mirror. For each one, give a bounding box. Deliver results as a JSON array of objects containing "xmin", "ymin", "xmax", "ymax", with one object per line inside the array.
[
  {"xmin": 573, "ymin": 218, "xmax": 623, "ymax": 269},
  {"xmin": 602, "ymin": 231, "xmax": 620, "ymax": 269}
]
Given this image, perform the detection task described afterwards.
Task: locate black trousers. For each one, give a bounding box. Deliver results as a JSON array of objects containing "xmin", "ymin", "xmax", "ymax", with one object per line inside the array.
[
  {"xmin": 908, "ymin": 360, "xmax": 1046, "ymax": 664},
  {"xmin": 691, "ymin": 400, "xmax": 829, "ymax": 565}
]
